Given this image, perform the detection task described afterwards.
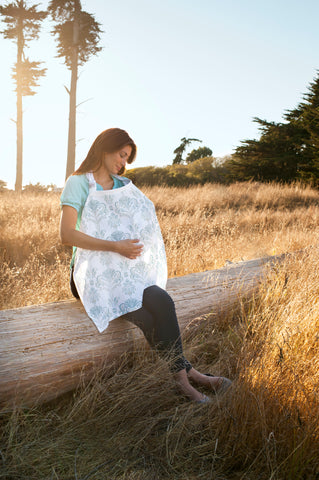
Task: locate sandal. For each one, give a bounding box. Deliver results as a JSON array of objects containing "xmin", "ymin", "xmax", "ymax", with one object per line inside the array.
[{"xmin": 204, "ymin": 374, "xmax": 232, "ymax": 394}]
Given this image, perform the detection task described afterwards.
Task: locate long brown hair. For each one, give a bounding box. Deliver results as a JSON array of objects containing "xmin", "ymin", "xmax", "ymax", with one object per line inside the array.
[{"xmin": 73, "ymin": 128, "xmax": 137, "ymax": 176}]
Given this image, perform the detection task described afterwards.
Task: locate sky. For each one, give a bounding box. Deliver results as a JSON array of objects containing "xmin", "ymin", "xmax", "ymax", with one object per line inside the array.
[{"xmin": 1, "ymin": 0, "xmax": 319, "ymax": 189}]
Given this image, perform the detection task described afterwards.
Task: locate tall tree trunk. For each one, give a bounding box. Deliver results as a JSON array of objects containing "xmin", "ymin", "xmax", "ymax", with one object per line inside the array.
[
  {"xmin": 65, "ymin": 1, "xmax": 80, "ymax": 180},
  {"xmin": 16, "ymin": 85, "xmax": 23, "ymax": 192},
  {"xmin": 15, "ymin": 12, "xmax": 23, "ymax": 192},
  {"xmin": 65, "ymin": 57, "xmax": 78, "ymax": 180}
]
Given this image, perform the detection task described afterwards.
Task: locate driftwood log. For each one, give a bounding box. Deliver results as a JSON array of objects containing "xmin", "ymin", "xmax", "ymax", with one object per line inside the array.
[{"xmin": 0, "ymin": 254, "xmax": 285, "ymax": 408}]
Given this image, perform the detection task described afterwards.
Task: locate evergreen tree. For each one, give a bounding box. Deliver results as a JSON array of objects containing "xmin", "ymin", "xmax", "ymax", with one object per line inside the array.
[
  {"xmin": 48, "ymin": 0, "xmax": 102, "ymax": 179},
  {"xmin": 172, "ymin": 137, "xmax": 201, "ymax": 164},
  {"xmin": 230, "ymin": 118, "xmax": 309, "ymax": 182},
  {"xmin": 186, "ymin": 146, "xmax": 212, "ymax": 164},
  {"xmin": 0, "ymin": 0, "xmax": 47, "ymax": 192},
  {"xmin": 230, "ymin": 72, "xmax": 319, "ymax": 184},
  {"xmin": 284, "ymin": 74, "xmax": 319, "ymax": 182}
]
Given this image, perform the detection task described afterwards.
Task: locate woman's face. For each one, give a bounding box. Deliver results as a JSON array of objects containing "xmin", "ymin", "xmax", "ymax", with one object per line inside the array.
[{"xmin": 102, "ymin": 145, "xmax": 132, "ymax": 176}]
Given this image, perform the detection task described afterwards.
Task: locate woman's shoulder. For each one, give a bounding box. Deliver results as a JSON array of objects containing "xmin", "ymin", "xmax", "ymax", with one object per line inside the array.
[
  {"xmin": 60, "ymin": 174, "xmax": 89, "ymax": 211},
  {"xmin": 65, "ymin": 173, "xmax": 89, "ymax": 188}
]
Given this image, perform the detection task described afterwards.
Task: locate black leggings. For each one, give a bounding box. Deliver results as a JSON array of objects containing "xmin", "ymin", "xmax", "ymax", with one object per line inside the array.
[{"xmin": 70, "ymin": 269, "xmax": 192, "ymax": 373}]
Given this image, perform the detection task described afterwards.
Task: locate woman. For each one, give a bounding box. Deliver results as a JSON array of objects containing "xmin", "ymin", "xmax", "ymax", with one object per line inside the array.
[{"xmin": 60, "ymin": 127, "xmax": 231, "ymax": 403}]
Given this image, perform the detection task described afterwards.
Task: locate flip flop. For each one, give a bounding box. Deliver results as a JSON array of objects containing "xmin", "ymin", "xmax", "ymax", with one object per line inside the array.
[{"xmin": 204, "ymin": 374, "xmax": 232, "ymax": 394}]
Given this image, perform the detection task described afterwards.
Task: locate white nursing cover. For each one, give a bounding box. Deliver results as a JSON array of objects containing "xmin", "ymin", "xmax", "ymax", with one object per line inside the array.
[{"xmin": 73, "ymin": 173, "xmax": 167, "ymax": 333}]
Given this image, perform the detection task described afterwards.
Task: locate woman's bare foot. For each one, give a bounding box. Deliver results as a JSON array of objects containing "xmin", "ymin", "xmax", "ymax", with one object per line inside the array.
[
  {"xmin": 187, "ymin": 367, "xmax": 232, "ymax": 393},
  {"xmin": 174, "ymin": 368, "xmax": 208, "ymax": 402}
]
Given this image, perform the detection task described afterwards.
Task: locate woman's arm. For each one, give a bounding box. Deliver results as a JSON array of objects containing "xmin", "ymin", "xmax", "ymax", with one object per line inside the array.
[{"xmin": 60, "ymin": 205, "xmax": 143, "ymax": 259}]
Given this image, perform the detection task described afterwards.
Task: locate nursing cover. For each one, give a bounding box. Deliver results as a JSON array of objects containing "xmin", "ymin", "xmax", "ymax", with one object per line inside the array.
[{"xmin": 73, "ymin": 173, "xmax": 167, "ymax": 333}]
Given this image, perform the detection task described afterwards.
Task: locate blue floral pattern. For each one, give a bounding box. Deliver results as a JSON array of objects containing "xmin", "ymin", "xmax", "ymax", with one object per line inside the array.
[{"xmin": 73, "ymin": 175, "xmax": 167, "ymax": 333}]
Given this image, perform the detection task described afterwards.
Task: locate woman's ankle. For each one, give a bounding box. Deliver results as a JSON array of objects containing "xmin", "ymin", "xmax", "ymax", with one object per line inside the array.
[
  {"xmin": 174, "ymin": 368, "xmax": 205, "ymax": 402},
  {"xmin": 187, "ymin": 367, "xmax": 204, "ymax": 382}
]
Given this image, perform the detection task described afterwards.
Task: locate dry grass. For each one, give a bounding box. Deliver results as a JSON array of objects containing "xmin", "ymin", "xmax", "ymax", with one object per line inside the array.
[
  {"xmin": 144, "ymin": 182, "xmax": 319, "ymax": 276},
  {"xmin": 1, "ymin": 182, "xmax": 319, "ymax": 479},
  {"xmin": 0, "ymin": 190, "xmax": 70, "ymax": 309},
  {"xmin": 1, "ymin": 181, "xmax": 319, "ymax": 308},
  {"xmin": 1, "ymin": 249, "xmax": 318, "ymax": 479}
]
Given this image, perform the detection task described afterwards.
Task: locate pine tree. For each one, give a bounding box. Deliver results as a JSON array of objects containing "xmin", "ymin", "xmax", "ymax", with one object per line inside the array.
[
  {"xmin": 229, "ymin": 72, "xmax": 319, "ymax": 184},
  {"xmin": 0, "ymin": 0, "xmax": 47, "ymax": 192},
  {"xmin": 284, "ymin": 73, "xmax": 319, "ymax": 181},
  {"xmin": 48, "ymin": 0, "xmax": 102, "ymax": 180}
]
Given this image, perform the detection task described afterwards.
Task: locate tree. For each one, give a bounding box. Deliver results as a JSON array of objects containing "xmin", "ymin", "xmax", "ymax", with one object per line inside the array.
[
  {"xmin": 228, "ymin": 118, "xmax": 310, "ymax": 182},
  {"xmin": 229, "ymin": 72, "xmax": 319, "ymax": 184},
  {"xmin": 284, "ymin": 73, "xmax": 319, "ymax": 182},
  {"xmin": 172, "ymin": 137, "xmax": 202, "ymax": 164},
  {"xmin": 0, "ymin": 0, "xmax": 47, "ymax": 192},
  {"xmin": 48, "ymin": 0, "xmax": 102, "ymax": 180},
  {"xmin": 185, "ymin": 146, "xmax": 213, "ymax": 164}
]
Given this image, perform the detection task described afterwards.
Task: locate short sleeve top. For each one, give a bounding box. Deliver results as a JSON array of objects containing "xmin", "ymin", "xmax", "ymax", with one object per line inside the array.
[{"xmin": 60, "ymin": 173, "xmax": 125, "ymax": 267}]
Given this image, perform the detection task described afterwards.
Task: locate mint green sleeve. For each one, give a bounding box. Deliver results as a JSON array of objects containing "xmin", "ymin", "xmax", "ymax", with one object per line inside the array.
[{"xmin": 60, "ymin": 175, "xmax": 89, "ymax": 213}]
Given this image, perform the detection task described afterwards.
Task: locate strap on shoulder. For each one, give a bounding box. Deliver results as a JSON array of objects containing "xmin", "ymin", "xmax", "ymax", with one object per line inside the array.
[{"xmin": 86, "ymin": 172, "xmax": 96, "ymax": 192}]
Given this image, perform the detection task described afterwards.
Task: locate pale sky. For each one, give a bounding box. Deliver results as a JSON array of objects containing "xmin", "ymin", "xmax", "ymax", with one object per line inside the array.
[{"xmin": 1, "ymin": 0, "xmax": 319, "ymax": 188}]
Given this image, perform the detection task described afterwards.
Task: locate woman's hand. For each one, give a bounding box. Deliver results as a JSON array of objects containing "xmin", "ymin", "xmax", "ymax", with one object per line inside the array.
[
  {"xmin": 115, "ymin": 239, "xmax": 143, "ymax": 259},
  {"xmin": 60, "ymin": 206, "xmax": 143, "ymax": 259}
]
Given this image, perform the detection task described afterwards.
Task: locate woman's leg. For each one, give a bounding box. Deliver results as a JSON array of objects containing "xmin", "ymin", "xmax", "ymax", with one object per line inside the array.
[
  {"xmin": 126, "ymin": 286, "xmax": 207, "ymax": 401},
  {"xmin": 125, "ymin": 297, "xmax": 189, "ymax": 373},
  {"xmin": 137, "ymin": 286, "xmax": 232, "ymax": 396},
  {"xmin": 139, "ymin": 285, "xmax": 190, "ymax": 373}
]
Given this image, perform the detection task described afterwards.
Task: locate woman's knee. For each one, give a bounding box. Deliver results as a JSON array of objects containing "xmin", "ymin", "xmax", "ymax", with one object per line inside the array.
[
  {"xmin": 124, "ymin": 307, "xmax": 156, "ymax": 345},
  {"xmin": 143, "ymin": 285, "xmax": 175, "ymax": 312}
]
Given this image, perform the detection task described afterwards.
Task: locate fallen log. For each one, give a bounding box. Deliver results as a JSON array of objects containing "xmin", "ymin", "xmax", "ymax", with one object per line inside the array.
[{"xmin": 0, "ymin": 254, "xmax": 285, "ymax": 408}]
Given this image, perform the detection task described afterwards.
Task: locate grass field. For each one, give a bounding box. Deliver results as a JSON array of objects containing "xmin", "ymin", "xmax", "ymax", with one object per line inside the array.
[
  {"xmin": 1, "ymin": 181, "xmax": 319, "ymax": 309},
  {"xmin": 0, "ymin": 182, "xmax": 319, "ymax": 479}
]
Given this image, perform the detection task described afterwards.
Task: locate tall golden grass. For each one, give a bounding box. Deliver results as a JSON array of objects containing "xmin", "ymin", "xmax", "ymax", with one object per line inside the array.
[
  {"xmin": 1, "ymin": 182, "xmax": 319, "ymax": 479},
  {"xmin": 1, "ymin": 181, "xmax": 319, "ymax": 308}
]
